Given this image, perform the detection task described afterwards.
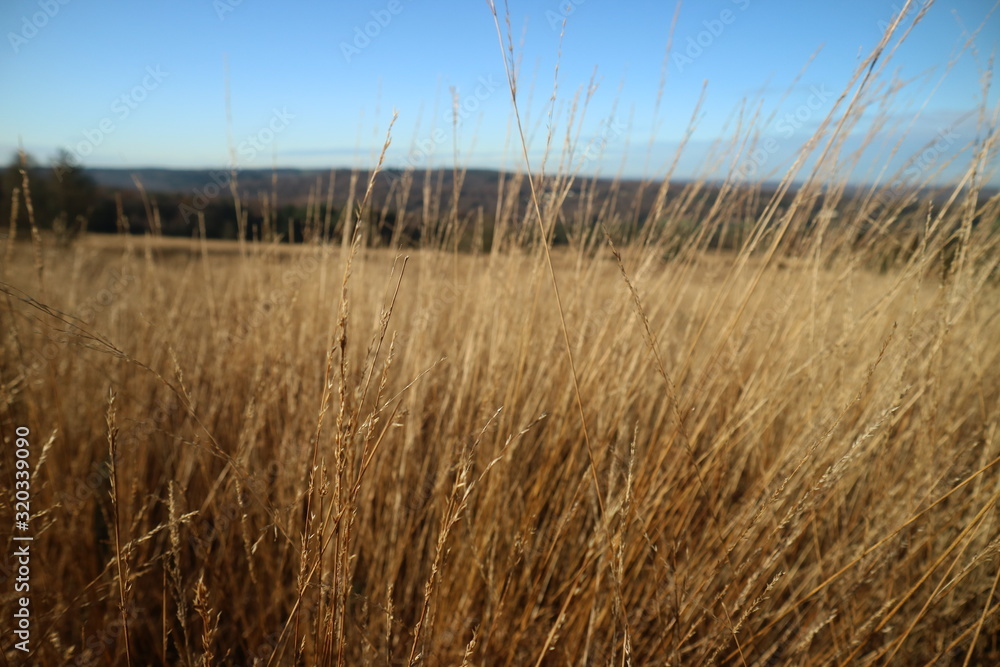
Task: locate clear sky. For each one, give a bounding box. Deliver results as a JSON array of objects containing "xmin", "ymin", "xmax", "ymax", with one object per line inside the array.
[{"xmin": 2, "ymin": 0, "xmax": 997, "ymax": 186}]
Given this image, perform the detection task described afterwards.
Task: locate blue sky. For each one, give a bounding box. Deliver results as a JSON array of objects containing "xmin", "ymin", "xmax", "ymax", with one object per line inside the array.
[{"xmin": 1, "ymin": 0, "xmax": 997, "ymax": 186}]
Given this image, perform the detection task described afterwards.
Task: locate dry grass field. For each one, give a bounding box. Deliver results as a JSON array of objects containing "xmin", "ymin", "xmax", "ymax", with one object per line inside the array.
[
  {"xmin": 2, "ymin": 199, "xmax": 999, "ymax": 665},
  {"xmin": 3, "ymin": 5, "xmax": 1000, "ymax": 665}
]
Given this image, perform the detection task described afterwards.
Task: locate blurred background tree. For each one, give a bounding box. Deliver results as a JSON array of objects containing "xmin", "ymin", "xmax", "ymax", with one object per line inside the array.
[
  {"xmin": 50, "ymin": 149, "xmax": 97, "ymax": 244},
  {"xmin": 1, "ymin": 150, "xmax": 97, "ymax": 245}
]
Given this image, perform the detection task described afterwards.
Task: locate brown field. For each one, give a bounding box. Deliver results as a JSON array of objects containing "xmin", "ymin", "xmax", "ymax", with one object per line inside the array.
[
  {"xmin": 2, "ymin": 205, "xmax": 999, "ymax": 664},
  {"xmin": 3, "ymin": 6, "xmax": 1000, "ymax": 664}
]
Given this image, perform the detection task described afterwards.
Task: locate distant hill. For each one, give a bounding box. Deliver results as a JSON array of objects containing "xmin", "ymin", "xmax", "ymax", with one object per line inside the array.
[
  {"xmin": 86, "ymin": 167, "xmax": 992, "ymax": 209},
  {"xmin": 83, "ymin": 166, "xmax": 779, "ymax": 224},
  {"xmin": 84, "ymin": 167, "xmax": 629, "ymax": 210},
  {"xmin": 5, "ymin": 164, "xmax": 992, "ymax": 244}
]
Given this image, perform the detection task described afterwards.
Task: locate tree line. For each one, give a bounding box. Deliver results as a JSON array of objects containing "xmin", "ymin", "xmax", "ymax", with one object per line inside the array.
[{"xmin": 1, "ymin": 151, "xmax": 356, "ymax": 245}]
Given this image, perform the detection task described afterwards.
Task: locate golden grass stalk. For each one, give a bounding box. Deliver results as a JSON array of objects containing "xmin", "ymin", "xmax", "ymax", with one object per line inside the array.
[{"xmin": 106, "ymin": 389, "xmax": 133, "ymax": 666}]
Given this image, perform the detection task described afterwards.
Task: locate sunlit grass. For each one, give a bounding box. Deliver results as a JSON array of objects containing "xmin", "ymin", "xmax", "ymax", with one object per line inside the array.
[{"xmin": 2, "ymin": 2, "xmax": 1000, "ymax": 664}]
